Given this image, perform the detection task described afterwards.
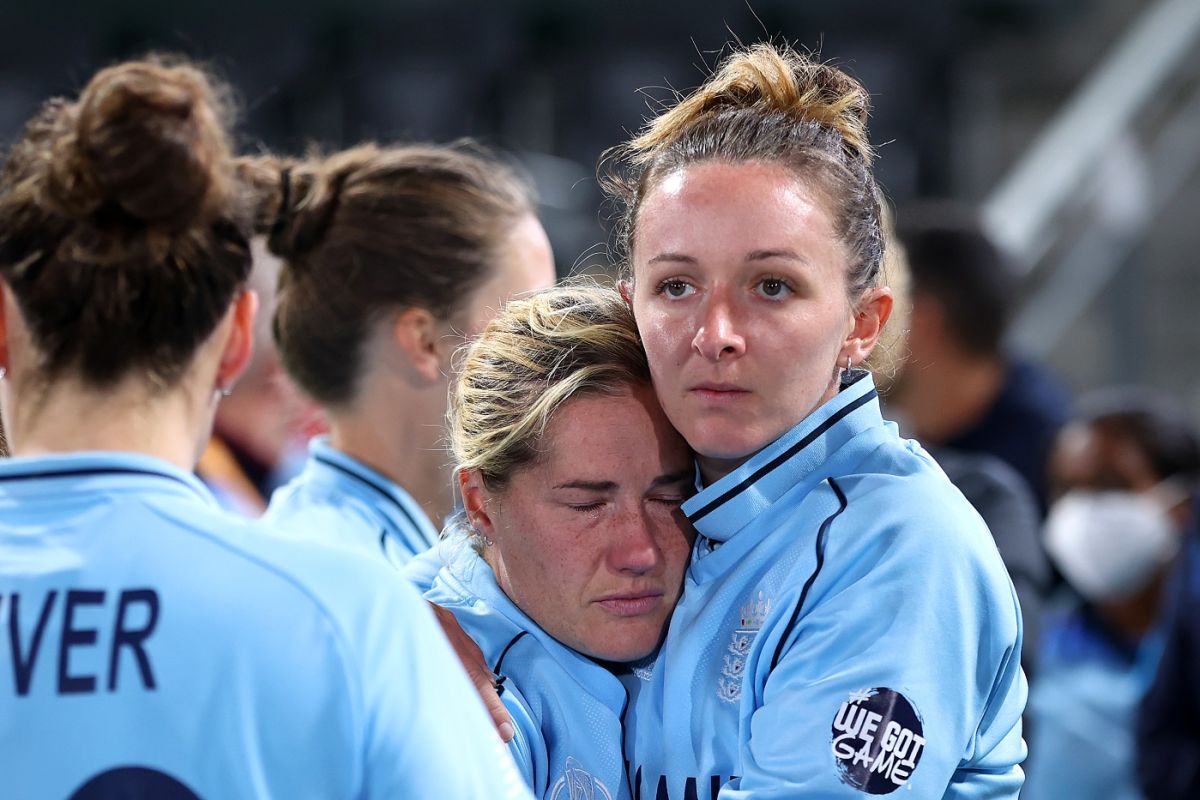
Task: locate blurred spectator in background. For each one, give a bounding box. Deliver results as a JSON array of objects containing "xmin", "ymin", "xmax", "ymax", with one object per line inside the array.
[
  {"xmin": 197, "ymin": 238, "xmax": 316, "ymax": 515},
  {"xmin": 882, "ymin": 214, "xmax": 1050, "ymax": 675},
  {"xmin": 1137, "ymin": 452, "xmax": 1200, "ymax": 798},
  {"xmin": 889, "ymin": 203, "xmax": 1071, "ymax": 514},
  {"xmin": 1023, "ymin": 388, "xmax": 1200, "ymax": 800}
]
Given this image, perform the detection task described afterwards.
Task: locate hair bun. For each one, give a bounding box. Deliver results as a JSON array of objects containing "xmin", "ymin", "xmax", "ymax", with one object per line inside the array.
[
  {"xmin": 47, "ymin": 58, "xmax": 233, "ymax": 229},
  {"xmin": 634, "ymin": 44, "xmax": 874, "ymax": 168}
]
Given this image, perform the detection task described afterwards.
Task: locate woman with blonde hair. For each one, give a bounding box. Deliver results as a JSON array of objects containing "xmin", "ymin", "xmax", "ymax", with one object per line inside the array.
[{"xmin": 417, "ymin": 283, "xmax": 694, "ymax": 799}]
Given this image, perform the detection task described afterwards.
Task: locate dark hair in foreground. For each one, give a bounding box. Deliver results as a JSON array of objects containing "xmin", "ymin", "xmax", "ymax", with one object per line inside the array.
[{"xmin": 0, "ymin": 56, "xmax": 253, "ymax": 388}]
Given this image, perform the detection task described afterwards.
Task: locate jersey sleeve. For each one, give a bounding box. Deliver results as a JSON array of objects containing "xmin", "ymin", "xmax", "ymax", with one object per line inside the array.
[
  {"xmin": 352, "ymin": 573, "xmax": 533, "ymax": 800},
  {"xmin": 726, "ymin": 481, "xmax": 1027, "ymax": 799}
]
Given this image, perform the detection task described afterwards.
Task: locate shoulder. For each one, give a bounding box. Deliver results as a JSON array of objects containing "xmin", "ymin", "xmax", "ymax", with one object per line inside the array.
[
  {"xmin": 835, "ymin": 439, "xmax": 994, "ymax": 556},
  {"xmin": 789, "ymin": 441, "xmax": 1018, "ymax": 620},
  {"xmin": 264, "ymin": 478, "xmax": 380, "ymax": 541},
  {"xmin": 182, "ymin": 505, "xmax": 432, "ymax": 664}
]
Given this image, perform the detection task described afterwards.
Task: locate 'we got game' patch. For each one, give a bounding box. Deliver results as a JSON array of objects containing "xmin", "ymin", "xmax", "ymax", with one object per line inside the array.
[{"xmin": 830, "ymin": 687, "xmax": 925, "ymax": 794}]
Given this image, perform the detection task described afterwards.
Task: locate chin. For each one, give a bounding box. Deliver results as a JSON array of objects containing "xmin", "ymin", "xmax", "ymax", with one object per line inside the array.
[
  {"xmin": 689, "ymin": 427, "xmax": 770, "ymax": 465},
  {"xmin": 577, "ymin": 623, "xmax": 665, "ymax": 663}
]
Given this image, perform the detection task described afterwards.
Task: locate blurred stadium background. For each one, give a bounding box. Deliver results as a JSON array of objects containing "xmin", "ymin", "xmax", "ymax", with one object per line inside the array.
[{"xmin": 3, "ymin": 0, "xmax": 1197, "ymax": 416}]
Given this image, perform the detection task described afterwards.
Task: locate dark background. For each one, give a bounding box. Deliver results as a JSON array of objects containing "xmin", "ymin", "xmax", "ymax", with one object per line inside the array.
[{"xmin": 2, "ymin": 0, "xmax": 1197, "ymax": 411}]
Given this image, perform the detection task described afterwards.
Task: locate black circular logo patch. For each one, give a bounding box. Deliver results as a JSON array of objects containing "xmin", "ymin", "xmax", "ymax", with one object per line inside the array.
[
  {"xmin": 70, "ymin": 766, "xmax": 201, "ymax": 799},
  {"xmin": 830, "ymin": 687, "xmax": 925, "ymax": 794}
]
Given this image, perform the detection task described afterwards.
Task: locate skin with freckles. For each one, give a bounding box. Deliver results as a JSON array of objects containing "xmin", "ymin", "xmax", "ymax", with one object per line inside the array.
[
  {"xmin": 461, "ymin": 384, "xmax": 695, "ymax": 662},
  {"xmin": 629, "ymin": 161, "xmax": 891, "ymax": 483}
]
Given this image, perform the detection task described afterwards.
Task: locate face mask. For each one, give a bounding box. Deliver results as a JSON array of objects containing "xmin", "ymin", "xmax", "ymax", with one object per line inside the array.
[{"xmin": 1044, "ymin": 482, "xmax": 1185, "ymax": 602}]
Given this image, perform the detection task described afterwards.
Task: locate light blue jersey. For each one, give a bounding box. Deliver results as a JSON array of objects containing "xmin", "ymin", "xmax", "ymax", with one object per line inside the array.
[
  {"xmin": 0, "ymin": 452, "xmax": 530, "ymax": 800},
  {"xmin": 416, "ymin": 539, "xmax": 632, "ymax": 800},
  {"xmin": 624, "ymin": 373, "xmax": 1027, "ymax": 800},
  {"xmin": 264, "ymin": 437, "xmax": 440, "ymax": 567}
]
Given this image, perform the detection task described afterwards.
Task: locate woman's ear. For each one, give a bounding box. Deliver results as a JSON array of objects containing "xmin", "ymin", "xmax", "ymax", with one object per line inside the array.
[
  {"xmin": 459, "ymin": 469, "xmax": 498, "ymax": 542},
  {"xmin": 617, "ymin": 278, "xmax": 634, "ymax": 305},
  {"xmin": 391, "ymin": 307, "xmax": 446, "ymax": 385},
  {"xmin": 841, "ymin": 287, "xmax": 894, "ymax": 366},
  {"xmin": 215, "ymin": 289, "xmax": 259, "ymax": 393}
]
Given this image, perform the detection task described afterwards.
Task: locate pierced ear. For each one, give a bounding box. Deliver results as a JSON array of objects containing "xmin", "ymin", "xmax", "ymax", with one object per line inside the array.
[
  {"xmin": 842, "ymin": 287, "xmax": 894, "ymax": 366},
  {"xmin": 391, "ymin": 307, "xmax": 445, "ymax": 385},
  {"xmin": 216, "ymin": 289, "xmax": 259, "ymax": 394},
  {"xmin": 459, "ymin": 469, "xmax": 498, "ymax": 541}
]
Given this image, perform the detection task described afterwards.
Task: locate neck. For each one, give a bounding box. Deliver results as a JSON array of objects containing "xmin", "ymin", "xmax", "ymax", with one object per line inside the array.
[
  {"xmin": 326, "ymin": 379, "xmax": 452, "ymax": 529},
  {"xmin": 697, "ymin": 372, "xmax": 844, "ymax": 486},
  {"xmin": 893, "ymin": 352, "xmax": 1006, "ymax": 444},
  {"xmin": 7, "ymin": 375, "xmax": 212, "ymax": 470}
]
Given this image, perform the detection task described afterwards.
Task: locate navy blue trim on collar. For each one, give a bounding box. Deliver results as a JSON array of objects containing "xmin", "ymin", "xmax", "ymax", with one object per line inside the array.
[
  {"xmin": 0, "ymin": 466, "xmax": 209, "ymax": 502},
  {"xmin": 688, "ymin": 387, "xmax": 877, "ymax": 525},
  {"xmin": 312, "ymin": 452, "xmax": 427, "ymax": 537},
  {"xmin": 492, "ymin": 630, "xmax": 531, "ymax": 676}
]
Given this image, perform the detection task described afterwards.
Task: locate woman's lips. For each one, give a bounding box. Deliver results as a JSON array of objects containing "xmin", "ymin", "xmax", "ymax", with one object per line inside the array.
[
  {"xmin": 690, "ymin": 384, "xmax": 750, "ymax": 403},
  {"xmin": 595, "ymin": 592, "xmax": 663, "ymax": 617}
]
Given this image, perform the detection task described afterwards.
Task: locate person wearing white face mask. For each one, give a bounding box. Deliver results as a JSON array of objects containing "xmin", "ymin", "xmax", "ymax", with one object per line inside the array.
[{"xmin": 1023, "ymin": 388, "xmax": 1200, "ymax": 800}]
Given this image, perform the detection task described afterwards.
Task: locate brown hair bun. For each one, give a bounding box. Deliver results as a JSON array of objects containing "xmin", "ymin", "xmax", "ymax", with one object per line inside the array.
[
  {"xmin": 0, "ymin": 56, "xmax": 252, "ymax": 388},
  {"xmin": 630, "ymin": 44, "xmax": 873, "ymax": 169},
  {"xmin": 45, "ymin": 58, "xmax": 234, "ymax": 230}
]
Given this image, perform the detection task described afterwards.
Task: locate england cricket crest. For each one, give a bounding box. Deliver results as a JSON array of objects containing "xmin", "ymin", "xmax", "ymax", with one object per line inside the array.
[
  {"xmin": 548, "ymin": 756, "xmax": 614, "ymax": 800},
  {"xmin": 717, "ymin": 591, "xmax": 771, "ymax": 704}
]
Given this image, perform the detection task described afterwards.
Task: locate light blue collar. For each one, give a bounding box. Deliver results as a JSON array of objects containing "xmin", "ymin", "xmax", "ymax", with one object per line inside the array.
[
  {"xmin": 682, "ymin": 372, "xmax": 882, "ymax": 543},
  {"xmin": 306, "ymin": 437, "xmax": 439, "ymax": 543}
]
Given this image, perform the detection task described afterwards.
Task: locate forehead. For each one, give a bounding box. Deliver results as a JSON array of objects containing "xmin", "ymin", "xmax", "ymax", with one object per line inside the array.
[
  {"xmin": 632, "ymin": 160, "xmax": 842, "ymax": 259},
  {"xmin": 536, "ymin": 386, "xmax": 690, "ymax": 474},
  {"xmin": 1049, "ymin": 422, "xmax": 1158, "ymax": 489}
]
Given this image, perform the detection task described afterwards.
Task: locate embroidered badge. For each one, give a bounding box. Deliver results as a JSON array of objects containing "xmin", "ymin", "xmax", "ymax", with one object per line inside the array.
[
  {"xmin": 830, "ymin": 687, "xmax": 926, "ymax": 794},
  {"xmin": 717, "ymin": 591, "xmax": 771, "ymax": 704},
  {"xmin": 549, "ymin": 756, "xmax": 614, "ymax": 800}
]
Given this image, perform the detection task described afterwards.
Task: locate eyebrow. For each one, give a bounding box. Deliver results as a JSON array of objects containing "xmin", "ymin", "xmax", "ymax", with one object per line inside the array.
[
  {"xmin": 747, "ymin": 248, "xmax": 807, "ymax": 263},
  {"xmin": 646, "ymin": 252, "xmax": 698, "ymax": 266},
  {"xmin": 645, "ymin": 250, "xmax": 807, "ymax": 266},
  {"xmin": 553, "ymin": 480, "xmax": 619, "ymax": 492},
  {"xmin": 552, "ymin": 469, "xmax": 693, "ymax": 493}
]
